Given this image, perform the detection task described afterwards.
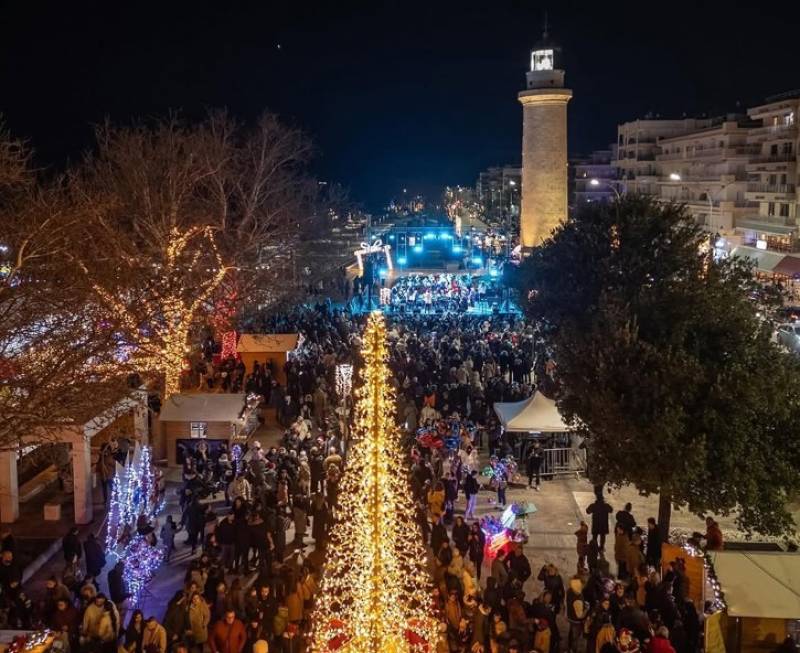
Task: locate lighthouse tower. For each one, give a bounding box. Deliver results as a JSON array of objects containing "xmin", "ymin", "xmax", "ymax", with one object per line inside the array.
[{"xmin": 518, "ymin": 27, "xmax": 572, "ymax": 248}]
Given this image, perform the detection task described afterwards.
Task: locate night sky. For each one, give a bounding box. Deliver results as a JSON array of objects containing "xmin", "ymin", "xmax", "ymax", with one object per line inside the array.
[{"xmin": 0, "ymin": 1, "xmax": 798, "ymax": 209}]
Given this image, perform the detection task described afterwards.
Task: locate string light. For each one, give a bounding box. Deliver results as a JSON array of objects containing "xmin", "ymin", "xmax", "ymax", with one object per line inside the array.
[
  {"xmin": 335, "ymin": 364, "xmax": 353, "ymax": 401},
  {"xmin": 221, "ymin": 330, "xmax": 238, "ymax": 360},
  {"xmin": 310, "ymin": 312, "xmax": 437, "ymax": 653},
  {"xmin": 679, "ymin": 539, "xmax": 727, "ymax": 614},
  {"xmin": 379, "ymin": 288, "xmax": 391, "ymax": 306},
  {"xmin": 122, "ymin": 534, "xmax": 164, "ymax": 606}
]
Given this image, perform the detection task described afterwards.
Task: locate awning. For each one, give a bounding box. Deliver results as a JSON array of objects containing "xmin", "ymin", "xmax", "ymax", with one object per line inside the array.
[
  {"xmin": 710, "ymin": 551, "xmax": 800, "ymax": 619},
  {"xmin": 237, "ymin": 333, "xmax": 300, "ymax": 353},
  {"xmin": 159, "ymin": 393, "xmax": 246, "ymax": 422},
  {"xmin": 730, "ymin": 246, "xmax": 785, "ymax": 273},
  {"xmin": 493, "ymin": 392, "xmax": 570, "ymax": 432},
  {"xmin": 736, "ymin": 220, "xmax": 797, "ymax": 236},
  {"xmin": 772, "ymin": 255, "xmax": 800, "ymax": 278}
]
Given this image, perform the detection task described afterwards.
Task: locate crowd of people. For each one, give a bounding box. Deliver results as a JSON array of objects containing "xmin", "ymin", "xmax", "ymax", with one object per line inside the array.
[
  {"xmin": 387, "ymin": 273, "xmax": 502, "ymax": 313},
  {"xmin": 1, "ymin": 295, "xmax": 740, "ymax": 653}
]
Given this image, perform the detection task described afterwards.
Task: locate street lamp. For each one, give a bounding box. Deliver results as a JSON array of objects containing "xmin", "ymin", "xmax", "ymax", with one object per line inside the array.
[
  {"xmin": 589, "ymin": 178, "xmax": 622, "ymax": 201},
  {"xmin": 669, "ymin": 172, "xmax": 682, "ymax": 181}
]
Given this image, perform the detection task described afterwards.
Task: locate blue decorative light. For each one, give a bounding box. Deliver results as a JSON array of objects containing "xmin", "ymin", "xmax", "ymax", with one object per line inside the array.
[
  {"xmin": 489, "ymin": 268, "xmax": 500, "ymax": 277},
  {"xmin": 423, "ymin": 232, "xmax": 437, "ymax": 240},
  {"xmin": 452, "ymin": 245, "xmax": 463, "ymax": 254},
  {"xmin": 413, "ymin": 245, "xmax": 423, "ymax": 253},
  {"xmin": 471, "ymin": 256, "xmax": 483, "ymax": 266},
  {"xmin": 441, "ymin": 233, "xmax": 453, "ymax": 240},
  {"xmin": 397, "ymin": 257, "xmax": 407, "ymax": 265},
  {"xmin": 378, "ymin": 267, "xmax": 388, "ymax": 278}
]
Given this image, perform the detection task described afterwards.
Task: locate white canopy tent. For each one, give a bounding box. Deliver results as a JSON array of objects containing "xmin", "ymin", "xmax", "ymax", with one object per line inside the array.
[
  {"xmin": 710, "ymin": 551, "xmax": 800, "ymax": 619},
  {"xmin": 493, "ymin": 392, "xmax": 570, "ymax": 432}
]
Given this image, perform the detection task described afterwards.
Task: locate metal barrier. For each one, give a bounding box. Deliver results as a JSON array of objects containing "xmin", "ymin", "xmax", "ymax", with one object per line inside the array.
[{"xmin": 542, "ymin": 447, "xmax": 586, "ymax": 477}]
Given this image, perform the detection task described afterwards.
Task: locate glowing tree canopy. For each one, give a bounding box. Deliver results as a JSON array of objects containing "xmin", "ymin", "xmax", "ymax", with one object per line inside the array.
[{"xmin": 311, "ymin": 312, "xmax": 436, "ymax": 653}]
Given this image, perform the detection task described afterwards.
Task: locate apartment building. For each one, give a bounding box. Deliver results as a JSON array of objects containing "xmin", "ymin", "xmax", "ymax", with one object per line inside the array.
[
  {"xmin": 740, "ymin": 92, "xmax": 799, "ymax": 251},
  {"xmin": 615, "ymin": 90, "xmax": 800, "ymax": 252},
  {"xmin": 476, "ymin": 165, "xmax": 521, "ymax": 226},
  {"xmin": 571, "ymin": 147, "xmax": 620, "ymax": 209}
]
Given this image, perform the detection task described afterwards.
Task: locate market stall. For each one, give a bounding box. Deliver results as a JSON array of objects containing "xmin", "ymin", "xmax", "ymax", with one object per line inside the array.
[
  {"xmin": 157, "ymin": 393, "xmax": 261, "ymax": 465},
  {"xmin": 236, "ymin": 333, "xmax": 300, "ymax": 385},
  {"xmin": 709, "ymin": 550, "xmax": 800, "ymax": 653},
  {"xmin": 493, "ymin": 392, "xmax": 569, "ymax": 433}
]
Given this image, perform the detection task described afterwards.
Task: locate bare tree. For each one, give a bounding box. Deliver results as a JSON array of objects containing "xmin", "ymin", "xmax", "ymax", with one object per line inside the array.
[
  {"xmin": 0, "ymin": 125, "xmax": 129, "ymax": 448},
  {"xmin": 66, "ymin": 111, "xmax": 315, "ymax": 397}
]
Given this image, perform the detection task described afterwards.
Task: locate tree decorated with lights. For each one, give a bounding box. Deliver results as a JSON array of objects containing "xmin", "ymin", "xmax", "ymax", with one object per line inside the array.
[{"xmin": 310, "ymin": 311, "xmax": 436, "ymax": 653}]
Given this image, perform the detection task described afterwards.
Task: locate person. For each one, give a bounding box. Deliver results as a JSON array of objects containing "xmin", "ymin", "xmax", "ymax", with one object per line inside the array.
[
  {"xmin": 537, "ymin": 563, "xmax": 565, "ymax": 615},
  {"xmin": 81, "ymin": 594, "xmax": 119, "ymax": 651},
  {"xmin": 463, "ymin": 470, "xmax": 480, "ymax": 519},
  {"xmin": 646, "ymin": 518, "xmax": 662, "ymax": 567},
  {"xmin": 209, "ymin": 609, "xmax": 246, "ymax": 653},
  {"xmin": 526, "ymin": 441, "xmax": 544, "ymax": 490},
  {"xmin": 162, "ymin": 591, "xmax": 190, "ymax": 650},
  {"xmin": 616, "ymin": 502, "xmax": 636, "ymax": 536},
  {"xmin": 586, "ymin": 491, "xmax": 613, "ymax": 550},
  {"xmin": 156, "ymin": 516, "xmax": 175, "ymax": 563},
  {"xmin": 83, "ymin": 533, "xmax": 106, "ymax": 579},
  {"xmin": 451, "ymin": 516, "xmax": 470, "ymax": 557},
  {"xmin": 123, "ymin": 610, "xmax": 145, "ymax": 653},
  {"xmin": 614, "ymin": 525, "xmax": 631, "ymax": 580},
  {"xmin": 704, "ymin": 517, "xmax": 724, "ymax": 551},
  {"xmin": 142, "ymin": 615, "xmax": 168, "ymax": 653},
  {"xmin": 650, "ymin": 626, "xmax": 677, "ymax": 653},
  {"xmin": 50, "ymin": 598, "xmax": 79, "ymax": 650},
  {"xmin": 188, "ymin": 592, "xmax": 211, "ymax": 651},
  {"xmin": 491, "ymin": 549, "xmax": 509, "ymax": 589},
  {"xmin": 507, "ymin": 544, "xmax": 532, "ymax": 585},
  {"xmin": 496, "ymin": 470, "xmax": 508, "ymax": 507},
  {"xmin": 427, "ymin": 481, "xmax": 446, "ymax": 524},
  {"xmin": 97, "ymin": 440, "xmax": 117, "ymax": 503},
  {"xmin": 467, "ymin": 522, "xmax": 485, "ymax": 581},
  {"xmin": 575, "ymin": 521, "xmax": 589, "ymax": 572},
  {"xmin": 108, "ymin": 559, "xmax": 130, "ymax": 606},
  {"xmin": 62, "ymin": 527, "xmax": 82, "ymax": 564},
  {"xmin": 565, "ymin": 576, "xmax": 588, "ymax": 653}
]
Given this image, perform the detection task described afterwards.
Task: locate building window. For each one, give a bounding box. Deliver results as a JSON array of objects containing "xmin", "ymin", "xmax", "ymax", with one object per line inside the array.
[
  {"xmin": 787, "ymin": 112, "xmax": 795, "ymax": 126},
  {"xmin": 771, "ymin": 144, "xmax": 779, "ymax": 155},
  {"xmin": 768, "ymin": 202, "xmax": 776, "ymax": 216},
  {"xmin": 783, "ymin": 142, "xmax": 794, "ymax": 154},
  {"xmin": 780, "ymin": 204, "xmax": 790, "ymax": 217},
  {"xmin": 190, "ymin": 422, "xmax": 208, "ymax": 438},
  {"xmin": 769, "ymin": 174, "xmax": 777, "ymax": 185}
]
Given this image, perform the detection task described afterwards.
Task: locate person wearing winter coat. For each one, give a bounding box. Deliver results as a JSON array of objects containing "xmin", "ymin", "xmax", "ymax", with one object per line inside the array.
[
  {"xmin": 537, "ymin": 564, "xmax": 565, "ymax": 615},
  {"xmin": 62, "ymin": 527, "xmax": 81, "ymax": 565},
  {"xmin": 187, "ymin": 592, "xmax": 211, "ymax": 648},
  {"xmin": 614, "ymin": 525, "xmax": 632, "ymax": 580},
  {"xmin": 586, "ymin": 493, "xmax": 613, "ymax": 550},
  {"xmin": 108, "ymin": 560, "xmax": 130, "ymax": 606},
  {"xmin": 533, "ymin": 618, "xmax": 552, "ymax": 653},
  {"xmin": 575, "ymin": 521, "xmax": 589, "ymax": 572},
  {"xmin": 81, "ymin": 594, "xmax": 119, "ymax": 647},
  {"xmin": 565, "ymin": 577, "xmax": 588, "ymax": 653},
  {"xmin": 451, "ymin": 516, "xmax": 470, "ymax": 557},
  {"xmin": 83, "ymin": 533, "xmax": 106, "ymax": 578},
  {"xmin": 123, "ymin": 610, "xmax": 144, "ymax": 653},
  {"xmin": 427, "ymin": 483, "xmax": 446, "ymax": 524},
  {"xmin": 162, "ymin": 591, "xmax": 189, "ymax": 649},
  {"xmin": 645, "ymin": 518, "xmax": 662, "ymax": 567},
  {"xmin": 471, "ymin": 600, "xmax": 492, "ymax": 651},
  {"xmin": 467, "ymin": 522, "xmax": 486, "ymax": 581},
  {"xmin": 142, "ymin": 616, "xmax": 167, "ymax": 653},
  {"xmin": 491, "ymin": 550, "xmax": 509, "ymax": 588},
  {"xmin": 463, "ymin": 470, "xmax": 480, "ymax": 519},
  {"xmin": 209, "ymin": 610, "xmax": 246, "ymax": 653},
  {"xmin": 506, "ymin": 545, "xmax": 532, "ymax": 584},
  {"xmin": 228, "ymin": 475, "xmax": 252, "ymax": 504}
]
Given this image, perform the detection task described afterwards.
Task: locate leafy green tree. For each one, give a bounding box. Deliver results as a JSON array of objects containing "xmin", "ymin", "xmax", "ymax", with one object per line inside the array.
[{"xmin": 517, "ymin": 195, "xmax": 800, "ymax": 538}]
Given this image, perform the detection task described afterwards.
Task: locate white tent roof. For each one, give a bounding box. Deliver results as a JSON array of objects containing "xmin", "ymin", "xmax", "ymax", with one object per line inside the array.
[
  {"xmin": 493, "ymin": 392, "xmax": 570, "ymax": 432},
  {"xmin": 710, "ymin": 551, "xmax": 800, "ymax": 619},
  {"xmin": 159, "ymin": 393, "xmax": 246, "ymax": 423}
]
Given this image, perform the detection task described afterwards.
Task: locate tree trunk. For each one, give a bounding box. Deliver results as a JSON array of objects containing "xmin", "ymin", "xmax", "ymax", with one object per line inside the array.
[{"xmin": 658, "ymin": 493, "xmax": 672, "ymax": 544}]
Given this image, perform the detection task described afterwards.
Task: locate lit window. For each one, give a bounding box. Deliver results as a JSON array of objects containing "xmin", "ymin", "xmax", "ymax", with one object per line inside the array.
[
  {"xmin": 787, "ymin": 112, "xmax": 796, "ymax": 126},
  {"xmin": 531, "ymin": 49, "xmax": 554, "ymax": 71},
  {"xmin": 190, "ymin": 422, "xmax": 207, "ymax": 438}
]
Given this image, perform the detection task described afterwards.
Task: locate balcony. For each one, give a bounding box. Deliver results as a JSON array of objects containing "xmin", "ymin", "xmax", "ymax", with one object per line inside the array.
[
  {"xmin": 746, "ymin": 183, "xmax": 796, "ymax": 194},
  {"xmin": 749, "ymin": 152, "xmax": 796, "ymax": 164},
  {"xmin": 749, "ymin": 123, "xmax": 798, "ymax": 139}
]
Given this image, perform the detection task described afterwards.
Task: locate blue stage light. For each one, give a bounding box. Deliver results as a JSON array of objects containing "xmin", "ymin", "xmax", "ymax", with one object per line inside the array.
[
  {"xmin": 378, "ymin": 267, "xmax": 388, "ymax": 278},
  {"xmin": 441, "ymin": 233, "xmax": 453, "ymax": 240},
  {"xmin": 424, "ymin": 232, "xmax": 437, "ymax": 240},
  {"xmin": 489, "ymin": 268, "xmax": 499, "ymax": 277},
  {"xmin": 397, "ymin": 256, "xmax": 407, "ymax": 265},
  {"xmin": 452, "ymin": 245, "xmax": 463, "ymax": 254},
  {"xmin": 388, "ymin": 234, "xmax": 395, "ymax": 240},
  {"xmin": 471, "ymin": 256, "xmax": 483, "ymax": 266},
  {"xmin": 413, "ymin": 245, "xmax": 423, "ymax": 253}
]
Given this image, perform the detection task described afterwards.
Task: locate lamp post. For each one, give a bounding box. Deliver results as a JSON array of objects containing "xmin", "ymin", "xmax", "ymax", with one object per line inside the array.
[{"xmin": 589, "ymin": 178, "xmax": 622, "ymax": 201}]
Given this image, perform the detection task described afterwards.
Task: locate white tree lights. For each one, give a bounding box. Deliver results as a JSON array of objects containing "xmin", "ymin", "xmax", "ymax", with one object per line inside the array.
[{"xmin": 335, "ymin": 363, "xmax": 353, "ymax": 401}]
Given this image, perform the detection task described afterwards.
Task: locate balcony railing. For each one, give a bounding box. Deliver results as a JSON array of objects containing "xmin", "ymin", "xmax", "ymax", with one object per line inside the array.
[
  {"xmin": 749, "ymin": 123, "xmax": 798, "ymax": 138},
  {"xmin": 749, "ymin": 153, "xmax": 796, "ymax": 164},
  {"xmin": 746, "ymin": 183, "xmax": 797, "ymax": 194}
]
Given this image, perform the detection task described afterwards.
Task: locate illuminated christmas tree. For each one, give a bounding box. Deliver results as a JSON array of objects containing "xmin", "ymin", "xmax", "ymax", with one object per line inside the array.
[{"xmin": 311, "ymin": 311, "xmax": 437, "ymax": 653}]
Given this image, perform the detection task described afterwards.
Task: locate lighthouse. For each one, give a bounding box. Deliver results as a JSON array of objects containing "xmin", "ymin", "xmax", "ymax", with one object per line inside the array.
[{"xmin": 518, "ymin": 27, "xmax": 572, "ymax": 248}]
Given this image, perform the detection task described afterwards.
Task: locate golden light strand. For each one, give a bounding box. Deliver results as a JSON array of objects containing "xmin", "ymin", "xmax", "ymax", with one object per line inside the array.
[{"xmin": 310, "ymin": 311, "xmax": 437, "ymax": 653}]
